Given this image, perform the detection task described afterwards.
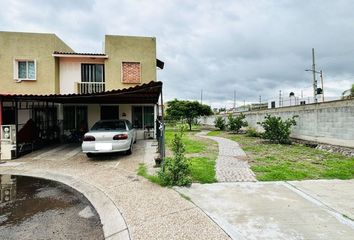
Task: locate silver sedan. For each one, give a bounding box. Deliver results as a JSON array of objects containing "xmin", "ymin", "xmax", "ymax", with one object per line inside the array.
[{"xmin": 82, "ymin": 119, "xmax": 136, "ymax": 157}]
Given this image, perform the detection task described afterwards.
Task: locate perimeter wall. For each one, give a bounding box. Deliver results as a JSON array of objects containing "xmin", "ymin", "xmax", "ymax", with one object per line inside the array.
[{"xmin": 201, "ymin": 99, "xmax": 354, "ymax": 147}]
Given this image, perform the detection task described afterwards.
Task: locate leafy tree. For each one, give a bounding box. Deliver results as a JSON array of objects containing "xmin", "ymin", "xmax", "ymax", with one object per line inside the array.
[
  {"xmin": 258, "ymin": 114, "xmax": 297, "ymax": 144},
  {"xmin": 214, "ymin": 116, "xmax": 226, "ymax": 130},
  {"xmin": 158, "ymin": 128, "xmax": 191, "ymax": 186},
  {"xmin": 351, "ymin": 84, "xmax": 354, "ymax": 97},
  {"xmin": 227, "ymin": 113, "xmax": 248, "ymax": 133},
  {"xmin": 166, "ymin": 99, "xmax": 213, "ymax": 131}
]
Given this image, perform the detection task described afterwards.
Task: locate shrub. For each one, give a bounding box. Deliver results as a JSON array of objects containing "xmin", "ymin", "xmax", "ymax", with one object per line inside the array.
[
  {"xmin": 228, "ymin": 113, "xmax": 248, "ymax": 133},
  {"xmin": 158, "ymin": 128, "xmax": 192, "ymax": 186},
  {"xmin": 246, "ymin": 127, "xmax": 261, "ymax": 137},
  {"xmin": 258, "ymin": 114, "xmax": 297, "ymax": 144},
  {"xmin": 214, "ymin": 116, "xmax": 226, "ymax": 130}
]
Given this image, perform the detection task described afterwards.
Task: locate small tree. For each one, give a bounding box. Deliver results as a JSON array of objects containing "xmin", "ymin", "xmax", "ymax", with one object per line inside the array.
[
  {"xmin": 214, "ymin": 116, "xmax": 226, "ymax": 130},
  {"xmin": 258, "ymin": 114, "xmax": 297, "ymax": 144},
  {"xmin": 166, "ymin": 99, "xmax": 213, "ymax": 131},
  {"xmin": 351, "ymin": 84, "xmax": 354, "ymax": 97},
  {"xmin": 158, "ymin": 128, "xmax": 191, "ymax": 186},
  {"xmin": 228, "ymin": 113, "xmax": 248, "ymax": 133}
]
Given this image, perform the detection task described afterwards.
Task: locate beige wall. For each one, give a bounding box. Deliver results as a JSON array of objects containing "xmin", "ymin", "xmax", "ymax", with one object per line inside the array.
[
  {"xmin": 104, "ymin": 35, "xmax": 157, "ymax": 90},
  {"xmin": 0, "ymin": 31, "xmax": 72, "ymax": 94}
]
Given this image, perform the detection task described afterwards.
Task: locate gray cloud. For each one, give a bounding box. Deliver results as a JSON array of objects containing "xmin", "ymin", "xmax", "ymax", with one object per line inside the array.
[{"xmin": 1, "ymin": 0, "xmax": 354, "ymax": 107}]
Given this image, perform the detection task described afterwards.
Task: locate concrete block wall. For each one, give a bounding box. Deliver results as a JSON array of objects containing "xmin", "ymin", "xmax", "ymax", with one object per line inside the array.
[{"xmin": 201, "ymin": 99, "xmax": 354, "ymax": 148}]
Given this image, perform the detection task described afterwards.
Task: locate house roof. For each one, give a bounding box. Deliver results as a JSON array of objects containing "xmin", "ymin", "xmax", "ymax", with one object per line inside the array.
[
  {"xmin": 52, "ymin": 51, "xmax": 108, "ymax": 58},
  {"xmin": 0, "ymin": 81, "xmax": 162, "ymax": 104},
  {"xmin": 52, "ymin": 51, "xmax": 165, "ymax": 69}
]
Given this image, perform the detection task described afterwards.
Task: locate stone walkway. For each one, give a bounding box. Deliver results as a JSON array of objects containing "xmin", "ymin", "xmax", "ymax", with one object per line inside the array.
[{"xmin": 196, "ymin": 131, "xmax": 256, "ymax": 182}]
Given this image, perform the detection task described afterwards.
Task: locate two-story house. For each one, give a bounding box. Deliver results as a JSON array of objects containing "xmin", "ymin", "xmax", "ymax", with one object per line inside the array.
[{"xmin": 0, "ymin": 31, "xmax": 164, "ymax": 159}]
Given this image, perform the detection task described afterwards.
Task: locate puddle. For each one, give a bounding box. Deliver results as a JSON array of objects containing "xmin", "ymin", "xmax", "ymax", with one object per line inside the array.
[{"xmin": 0, "ymin": 174, "xmax": 104, "ymax": 240}]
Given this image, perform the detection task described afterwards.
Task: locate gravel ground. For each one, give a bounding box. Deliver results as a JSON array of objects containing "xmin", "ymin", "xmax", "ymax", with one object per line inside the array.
[{"xmin": 0, "ymin": 141, "xmax": 230, "ymax": 240}]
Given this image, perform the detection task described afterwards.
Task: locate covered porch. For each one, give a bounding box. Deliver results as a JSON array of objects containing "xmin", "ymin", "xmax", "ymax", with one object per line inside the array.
[{"xmin": 0, "ymin": 81, "xmax": 164, "ymax": 159}]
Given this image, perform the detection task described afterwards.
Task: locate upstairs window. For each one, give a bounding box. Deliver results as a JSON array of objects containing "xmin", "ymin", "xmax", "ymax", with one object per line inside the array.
[
  {"xmin": 122, "ymin": 62, "xmax": 141, "ymax": 84},
  {"xmin": 14, "ymin": 60, "xmax": 36, "ymax": 80},
  {"xmin": 81, "ymin": 64, "xmax": 104, "ymax": 82}
]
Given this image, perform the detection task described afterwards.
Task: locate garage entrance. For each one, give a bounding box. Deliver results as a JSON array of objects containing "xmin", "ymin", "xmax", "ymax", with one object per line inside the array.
[
  {"xmin": 100, "ymin": 106, "xmax": 119, "ymax": 120},
  {"xmin": 0, "ymin": 81, "xmax": 164, "ymax": 160}
]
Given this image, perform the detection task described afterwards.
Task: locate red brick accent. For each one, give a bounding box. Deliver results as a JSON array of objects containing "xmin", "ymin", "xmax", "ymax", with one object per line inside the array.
[{"xmin": 122, "ymin": 62, "xmax": 141, "ymax": 84}]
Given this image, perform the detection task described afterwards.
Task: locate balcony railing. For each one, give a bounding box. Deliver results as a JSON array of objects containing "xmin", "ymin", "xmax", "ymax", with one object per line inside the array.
[{"xmin": 77, "ymin": 82, "xmax": 105, "ymax": 94}]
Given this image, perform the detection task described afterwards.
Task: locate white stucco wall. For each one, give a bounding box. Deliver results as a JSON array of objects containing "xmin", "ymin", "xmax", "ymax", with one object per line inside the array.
[
  {"xmin": 119, "ymin": 105, "xmax": 132, "ymax": 121},
  {"xmin": 59, "ymin": 58, "xmax": 105, "ymax": 94},
  {"xmin": 201, "ymin": 99, "xmax": 354, "ymax": 148},
  {"xmin": 87, "ymin": 104, "xmax": 100, "ymax": 129}
]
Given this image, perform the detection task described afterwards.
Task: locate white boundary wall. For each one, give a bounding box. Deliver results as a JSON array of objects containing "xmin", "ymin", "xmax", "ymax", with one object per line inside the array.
[{"xmin": 201, "ymin": 99, "xmax": 354, "ymax": 148}]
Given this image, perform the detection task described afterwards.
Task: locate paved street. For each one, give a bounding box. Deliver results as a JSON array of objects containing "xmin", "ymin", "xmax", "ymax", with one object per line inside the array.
[{"xmin": 177, "ymin": 180, "xmax": 354, "ymax": 240}]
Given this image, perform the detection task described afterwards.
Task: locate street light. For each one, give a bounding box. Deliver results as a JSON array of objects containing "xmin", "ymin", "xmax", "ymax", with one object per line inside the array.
[{"xmin": 305, "ymin": 69, "xmax": 324, "ymax": 102}]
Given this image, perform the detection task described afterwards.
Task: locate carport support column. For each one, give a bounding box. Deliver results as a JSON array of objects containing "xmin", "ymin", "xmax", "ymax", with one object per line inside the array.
[
  {"xmin": 57, "ymin": 104, "xmax": 64, "ymax": 142},
  {"xmin": 15, "ymin": 100, "xmax": 18, "ymax": 158},
  {"xmin": 160, "ymin": 88, "xmax": 165, "ymax": 160},
  {"xmin": 0, "ymin": 99, "xmax": 3, "ymax": 126},
  {"xmin": 154, "ymin": 104, "xmax": 157, "ymax": 139}
]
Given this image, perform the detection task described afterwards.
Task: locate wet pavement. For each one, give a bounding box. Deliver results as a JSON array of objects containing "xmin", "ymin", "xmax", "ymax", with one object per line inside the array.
[{"xmin": 0, "ymin": 174, "xmax": 104, "ymax": 240}]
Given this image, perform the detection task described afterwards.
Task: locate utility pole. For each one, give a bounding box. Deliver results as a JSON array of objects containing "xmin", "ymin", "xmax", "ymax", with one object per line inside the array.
[
  {"xmin": 200, "ymin": 89, "xmax": 203, "ymax": 104},
  {"xmin": 279, "ymin": 90, "xmax": 282, "ymax": 107},
  {"xmin": 233, "ymin": 90, "xmax": 236, "ymax": 110},
  {"xmin": 312, "ymin": 48, "xmax": 318, "ymax": 103},
  {"xmin": 259, "ymin": 95, "xmax": 262, "ymax": 104},
  {"xmin": 320, "ymin": 70, "xmax": 324, "ymax": 102}
]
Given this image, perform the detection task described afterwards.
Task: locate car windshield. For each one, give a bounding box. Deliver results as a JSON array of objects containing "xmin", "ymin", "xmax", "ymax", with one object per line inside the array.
[{"xmin": 91, "ymin": 120, "xmax": 126, "ymax": 131}]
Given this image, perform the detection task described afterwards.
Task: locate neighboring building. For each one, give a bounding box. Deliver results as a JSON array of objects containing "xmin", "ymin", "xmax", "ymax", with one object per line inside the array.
[
  {"xmin": 0, "ymin": 31, "xmax": 164, "ymax": 159},
  {"xmin": 267, "ymin": 94, "xmax": 340, "ymax": 109}
]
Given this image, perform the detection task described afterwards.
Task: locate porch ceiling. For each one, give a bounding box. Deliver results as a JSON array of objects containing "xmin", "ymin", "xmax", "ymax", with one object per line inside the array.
[{"xmin": 0, "ymin": 81, "xmax": 162, "ymax": 104}]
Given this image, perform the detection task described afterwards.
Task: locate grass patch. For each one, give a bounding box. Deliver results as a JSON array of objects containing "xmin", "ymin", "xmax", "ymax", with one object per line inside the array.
[
  {"xmin": 207, "ymin": 130, "xmax": 222, "ymax": 136},
  {"xmin": 179, "ymin": 193, "xmax": 191, "ymax": 201},
  {"xmin": 211, "ymin": 131, "xmax": 354, "ymax": 181},
  {"xmin": 165, "ymin": 129, "xmax": 206, "ymax": 154},
  {"xmin": 189, "ymin": 157, "xmax": 216, "ymax": 183},
  {"xmin": 164, "ymin": 129, "xmax": 217, "ymax": 183},
  {"xmin": 137, "ymin": 163, "xmax": 163, "ymax": 185}
]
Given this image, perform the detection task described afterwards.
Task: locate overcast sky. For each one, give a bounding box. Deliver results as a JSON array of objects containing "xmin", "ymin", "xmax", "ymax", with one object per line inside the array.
[{"xmin": 2, "ymin": 0, "xmax": 354, "ymax": 108}]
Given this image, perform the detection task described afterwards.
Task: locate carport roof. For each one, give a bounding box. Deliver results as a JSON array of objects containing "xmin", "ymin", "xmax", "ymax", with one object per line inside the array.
[{"xmin": 0, "ymin": 81, "xmax": 162, "ymax": 104}]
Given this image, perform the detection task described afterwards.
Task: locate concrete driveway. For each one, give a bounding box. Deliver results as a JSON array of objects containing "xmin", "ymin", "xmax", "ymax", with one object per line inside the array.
[
  {"xmin": 0, "ymin": 141, "xmax": 230, "ymax": 240},
  {"xmin": 177, "ymin": 180, "xmax": 354, "ymax": 240}
]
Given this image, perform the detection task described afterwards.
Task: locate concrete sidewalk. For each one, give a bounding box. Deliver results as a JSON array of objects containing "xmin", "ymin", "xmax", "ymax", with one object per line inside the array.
[{"xmin": 177, "ymin": 180, "xmax": 354, "ymax": 240}]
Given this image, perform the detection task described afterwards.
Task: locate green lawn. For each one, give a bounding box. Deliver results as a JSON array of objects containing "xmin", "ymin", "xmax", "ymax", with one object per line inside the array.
[
  {"xmin": 208, "ymin": 131, "xmax": 354, "ymax": 181},
  {"xmin": 164, "ymin": 128, "xmax": 217, "ymax": 183},
  {"xmin": 165, "ymin": 129, "xmax": 206, "ymax": 154}
]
